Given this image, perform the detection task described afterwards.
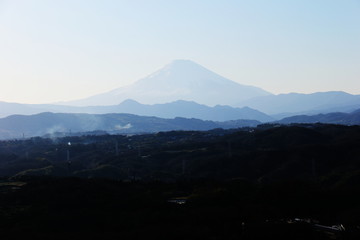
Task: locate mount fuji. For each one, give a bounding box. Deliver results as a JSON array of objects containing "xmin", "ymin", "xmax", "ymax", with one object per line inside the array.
[{"xmin": 65, "ymin": 60, "xmax": 272, "ymax": 106}]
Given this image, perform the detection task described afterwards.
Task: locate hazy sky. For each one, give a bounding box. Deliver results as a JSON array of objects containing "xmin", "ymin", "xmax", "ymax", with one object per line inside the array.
[{"xmin": 0, "ymin": 0, "xmax": 359, "ymax": 104}]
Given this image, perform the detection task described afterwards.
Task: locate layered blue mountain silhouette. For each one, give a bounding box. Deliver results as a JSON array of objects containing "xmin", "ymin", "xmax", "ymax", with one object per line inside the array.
[
  {"xmin": 0, "ymin": 60, "xmax": 359, "ymax": 139},
  {"xmin": 0, "ymin": 112, "xmax": 260, "ymax": 139},
  {"xmin": 0, "ymin": 100, "xmax": 272, "ymax": 122},
  {"xmin": 238, "ymin": 91, "xmax": 360, "ymax": 117},
  {"xmin": 277, "ymin": 109, "xmax": 360, "ymax": 125},
  {"xmin": 1, "ymin": 108, "xmax": 360, "ymax": 139}
]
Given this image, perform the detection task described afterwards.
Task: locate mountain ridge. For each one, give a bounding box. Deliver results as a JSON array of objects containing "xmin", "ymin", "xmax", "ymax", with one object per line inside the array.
[
  {"xmin": 276, "ymin": 108, "xmax": 360, "ymax": 125},
  {"xmin": 0, "ymin": 99, "xmax": 273, "ymax": 122},
  {"xmin": 238, "ymin": 91, "xmax": 360, "ymax": 116},
  {"xmin": 0, "ymin": 112, "xmax": 260, "ymax": 139}
]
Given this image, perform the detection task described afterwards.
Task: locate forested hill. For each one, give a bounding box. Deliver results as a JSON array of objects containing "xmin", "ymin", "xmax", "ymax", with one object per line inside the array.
[{"xmin": 0, "ymin": 123, "xmax": 359, "ymax": 186}]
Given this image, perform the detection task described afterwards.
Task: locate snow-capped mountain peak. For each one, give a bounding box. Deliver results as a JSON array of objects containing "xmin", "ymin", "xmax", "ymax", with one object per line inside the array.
[{"xmin": 65, "ymin": 60, "xmax": 272, "ymax": 106}]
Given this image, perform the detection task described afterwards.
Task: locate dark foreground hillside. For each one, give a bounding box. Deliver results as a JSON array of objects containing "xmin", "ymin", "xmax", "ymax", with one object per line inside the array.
[
  {"xmin": 0, "ymin": 124, "xmax": 359, "ymax": 239},
  {"xmin": 0, "ymin": 177, "xmax": 359, "ymax": 240}
]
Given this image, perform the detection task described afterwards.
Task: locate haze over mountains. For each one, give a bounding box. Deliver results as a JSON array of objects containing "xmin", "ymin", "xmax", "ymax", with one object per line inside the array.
[
  {"xmin": 1, "ymin": 107, "xmax": 360, "ymax": 139},
  {"xmin": 0, "ymin": 112, "xmax": 260, "ymax": 139},
  {"xmin": 277, "ymin": 108, "xmax": 360, "ymax": 125},
  {"xmin": 238, "ymin": 91, "xmax": 360, "ymax": 116},
  {"xmin": 0, "ymin": 100, "xmax": 273, "ymax": 122}
]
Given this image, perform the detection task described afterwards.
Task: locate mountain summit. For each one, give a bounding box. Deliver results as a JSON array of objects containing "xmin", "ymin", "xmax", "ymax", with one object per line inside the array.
[{"xmin": 66, "ymin": 60, "xmax": 272, "ymax": 106}]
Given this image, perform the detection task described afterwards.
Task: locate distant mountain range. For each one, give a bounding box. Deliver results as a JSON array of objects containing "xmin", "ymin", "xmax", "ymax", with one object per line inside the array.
[
  {"xmin": 277, "ymin": 109, "xmax": 360, "ymax": 125},
  {"xmin": 2, "ymin": 91, "xmax": 360, "ymax": 123},
  {"xmin": 62, "ymin": 59, "xmax": 272, "ymax": 106},
  {"xmin": 0, "ymin": 107, "xmax": 360, "ymax": 139},
  {"xmin": 0, "ymin": 100, "xmax": 273, "ymax": 122},
  {"xmin": 0, "ymin": 112, "xmax": 260, "ymax": 139},
  {"xmin": 1, "ymin": 106, "xmax": 360, "ymax": 140},
  {"xmin": 238, "ymin": 91, "xmax": 360, "ymax": 116},
  {"xmin": 0, "ymin": 59, "xmax": 359, "ymax": 127}
]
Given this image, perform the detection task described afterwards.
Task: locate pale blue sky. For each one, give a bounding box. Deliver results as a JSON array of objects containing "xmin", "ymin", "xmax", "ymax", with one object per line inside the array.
[{"xmin": 0, "ymin": 0, "xmax": 359, "ymax": 104}]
